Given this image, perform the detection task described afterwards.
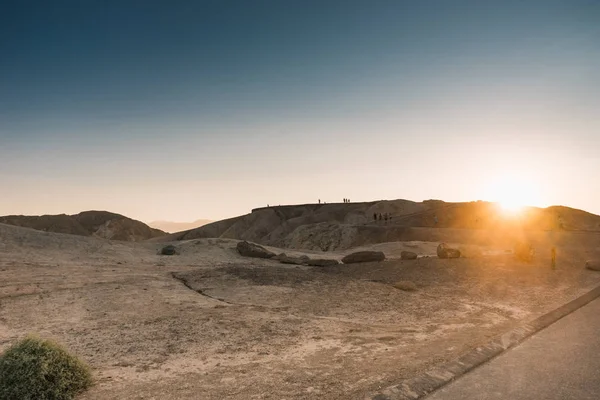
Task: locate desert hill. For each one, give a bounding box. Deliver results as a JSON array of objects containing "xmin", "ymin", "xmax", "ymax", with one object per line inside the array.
[
  {"xmin": 0, "ymin": 210, "xmax": 166, "ymax": 241},
  {"xmin": 162, "ymin": 199, "xmax": 600, "ymax": 251},
  {"xmin": 3, "ymin": 205, "xmax": 600, "ymax": 400},
  {"xmin": 148, "ymin": 219, "xmax": 213, "ymax": 233}
]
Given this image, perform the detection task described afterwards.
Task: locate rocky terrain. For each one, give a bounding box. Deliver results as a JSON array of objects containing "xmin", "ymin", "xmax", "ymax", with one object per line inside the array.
[
  {"xmin": 2, "ymin": 199, "xmax": 600, "ymax": 399},
  {"xmin": 2, "ymin": 221, "xmax": 600, "ymax": 399},
  {"xmin": 161, "ymin": 199, "xmax": 600, "ymax": 251},
  {"xmin": 0, "ymin": 211, "xmax": 165, "ymax": 241}
]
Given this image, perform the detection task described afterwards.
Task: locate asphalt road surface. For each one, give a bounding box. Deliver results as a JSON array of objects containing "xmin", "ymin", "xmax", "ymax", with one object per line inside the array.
[{"xmin": 426, "ymin": 296, "xmax": 600, "ymax": 400}]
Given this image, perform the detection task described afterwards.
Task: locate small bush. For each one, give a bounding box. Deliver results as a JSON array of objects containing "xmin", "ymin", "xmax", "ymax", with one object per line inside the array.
[{"xmin": 0, "ymin": 336, "xmax": 93, "ymax": 400}]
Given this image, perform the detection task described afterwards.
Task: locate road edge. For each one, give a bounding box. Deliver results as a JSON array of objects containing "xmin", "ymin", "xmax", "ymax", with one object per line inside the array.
[{"xmin": 369, "ymin": 283, "xmax": 600, "ymax": 400}]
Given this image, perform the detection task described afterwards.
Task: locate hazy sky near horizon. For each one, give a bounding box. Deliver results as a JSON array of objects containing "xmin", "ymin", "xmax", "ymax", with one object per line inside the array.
[{"xmin": 1, "ymin": 0, "xmax": 599, "ymax": 222}]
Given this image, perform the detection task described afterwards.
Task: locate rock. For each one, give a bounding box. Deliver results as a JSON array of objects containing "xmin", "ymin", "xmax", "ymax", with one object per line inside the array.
[
  {"xmin": 236, "ymin": 241, "xmax": 276, "ymax": 259},
  {"xmin": 273, "ymin": 253, "xmax": 288, "ymax": 261},
  {"xmin": 307, "ymin": 258, "xmax": 340, "ymax": 267},
  {"xmin": 437, "ymin": 243, "xmax": 461, "ymax": 259},
  {"xmin": 342, "ymin": 251, "xmax": 385, "ymax": 264},
  {"xmin": 400, "ymin": 251, "xmax": 418, "ymax": 260},
  {"xmin": 393, "ymin": 281, "xmax": 417, "ymax": 291},
  {"xmin": 160, "ymin": 245, "xmax": 177, "ymax": 255},
  {"xmin": 280, "ymin": 257, "xmax": 303, "ymax": 265},
  {"xmin": 585, "ymin": 260, "xmax": 600, "ymax": 271},
  {"xmin": 279, "ymin": 255, "xmax": 311, "ymax": 265}
]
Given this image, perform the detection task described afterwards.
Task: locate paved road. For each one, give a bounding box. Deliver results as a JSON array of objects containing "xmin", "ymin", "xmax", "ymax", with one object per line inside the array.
[{"xmin": 426, "ymin": 296, "xmax": 600, "ymax": 400}]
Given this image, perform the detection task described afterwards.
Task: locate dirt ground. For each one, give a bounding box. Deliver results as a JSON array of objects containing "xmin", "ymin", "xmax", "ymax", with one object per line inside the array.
[{"xmin": 1, "ymin": 223, "xmax": 600, "ymax": 399}]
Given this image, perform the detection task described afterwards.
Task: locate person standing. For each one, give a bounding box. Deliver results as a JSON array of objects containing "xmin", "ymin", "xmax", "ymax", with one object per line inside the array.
[{"xmin": 551, "ymin": 246, "xmax": 557, "ymax": 269}]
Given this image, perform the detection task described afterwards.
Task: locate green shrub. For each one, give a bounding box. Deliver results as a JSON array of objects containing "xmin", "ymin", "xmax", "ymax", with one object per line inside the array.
[{"xmin": 0, "ymin": 336, "xmax": 93, "ymax": 400}]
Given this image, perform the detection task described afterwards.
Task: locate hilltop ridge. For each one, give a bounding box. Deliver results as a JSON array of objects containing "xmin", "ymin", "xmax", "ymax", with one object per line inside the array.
[
  {"xmin": 0, "ymin": 210, "xmax": 165, "ymax": 241},
  {"xmin": 161, "ymin": 199, "xmax": 600, "ymax": 251}
]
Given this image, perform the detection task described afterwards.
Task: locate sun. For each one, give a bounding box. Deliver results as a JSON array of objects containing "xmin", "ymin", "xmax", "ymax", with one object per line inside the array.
[
  {"xmin": 499, "ymin": 198, "xmax": 524, "ymax": 214},
  {"xmin": 483, "ymin": 173, "xmax": 542, "ymax": 214}
]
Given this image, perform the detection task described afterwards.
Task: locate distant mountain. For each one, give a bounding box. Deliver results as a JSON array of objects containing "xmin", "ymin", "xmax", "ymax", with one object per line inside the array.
[
  {"xmin": 160, "ymin": 200, "xmax": 600, "ymax": 251},
  {"xmin": 0, "ymin": 211, "xmax": 166, "ymax": 241},
  {"xmin": 148, "ymin": 219, "xmax": 213, "ymax": 233}
]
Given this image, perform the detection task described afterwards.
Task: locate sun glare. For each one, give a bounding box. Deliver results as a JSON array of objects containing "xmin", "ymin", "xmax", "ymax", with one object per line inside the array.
[
  {"xmin": 484, "ymin": 174, "xmax": 542, "ymax": 214},
  {"xmin": 499, "ymin": 198, "xmax": 524, "ymax": 214}
]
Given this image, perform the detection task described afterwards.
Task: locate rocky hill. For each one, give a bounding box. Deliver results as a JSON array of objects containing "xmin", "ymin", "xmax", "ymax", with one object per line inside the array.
[
  {"xmin": 0, "ymin": 211, "xmax": 166, "ymax": 241},
  {"xmin": 162, "ymin": 199, "xmax": 600, "ymax": 251}
]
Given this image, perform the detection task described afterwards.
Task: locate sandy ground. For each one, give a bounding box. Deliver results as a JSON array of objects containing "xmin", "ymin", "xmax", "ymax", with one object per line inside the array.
[{"xmin": 1, "ymin": 223, "xmax": 600, "ymax": 399}]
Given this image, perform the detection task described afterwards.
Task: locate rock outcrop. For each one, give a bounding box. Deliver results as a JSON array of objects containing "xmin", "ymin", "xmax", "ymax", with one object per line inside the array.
[
  {"xmin": 342, "ymin": 251, "xmax": 385, "ymax": 264},
  {"xmin": 437, "ymin": 243, "xmax": 461, "ymax": 259},
  {"xmin": 160, "ymin": 245, "xmax": 177, "ymax": 255},
  {"xmin": 585, "ymin": 260, "xmax": 600, "ymax": 271},
  {"xmin": 236, "ymin": 241, "xmax": 276, "ymax": 259},
  {"xmin": 275, "ymin": 254, "xmax": 310, "ymax": 265},
  {"xmin": 400, "ymin": 251, "xmax": 418, "ymax": 260},
  {"xmin": 306, "ymin": 258, "xmax": 340, "ymax": 267}
]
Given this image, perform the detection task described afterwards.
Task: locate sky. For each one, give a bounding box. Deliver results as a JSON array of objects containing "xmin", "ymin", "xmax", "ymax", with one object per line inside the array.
[{"xmin": 1, "ymin": 0, "xmax": 599, "ymax": 222}]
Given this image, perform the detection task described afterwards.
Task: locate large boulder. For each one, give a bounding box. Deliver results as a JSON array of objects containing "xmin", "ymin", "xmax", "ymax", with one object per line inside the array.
[
  {"xmin": 437, "ymin": 243, "xmax": 461, "ymax": 259},
  {"xmin": 342, "ymin": 251, "xmax": 385, "ymax": 264},
  {"xmin": 400, "ymin": 251, "xmax": 418, "ymax": 260},
  {"xmin": 273, "ymin": 253, "xmax": 288, "ymax": 261},
  {"xmin": 585, "ymin": 260, "xmax": 600, "ymax": 271},
  {"xmin": 236, "ymin": 241, "xmax": 276, "ymax": 259},
  {"xmin": 160, "ymin": 245, "xmax": 178, "ymax": 255},
  {"xmin": 307, "ymin": 258, "xmax": 340, "ymax": 267}
]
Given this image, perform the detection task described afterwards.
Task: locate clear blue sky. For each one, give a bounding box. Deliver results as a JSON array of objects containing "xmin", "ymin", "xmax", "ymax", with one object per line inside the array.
[{"xmin": 1, "ymin": 0, "xmax": 598, "ymax": 222}]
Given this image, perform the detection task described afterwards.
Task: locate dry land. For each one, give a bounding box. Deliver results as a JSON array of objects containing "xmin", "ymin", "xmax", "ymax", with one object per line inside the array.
[{"xmin": 1, "ymin": 223, "xmax": 600, "ymax": 399}]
